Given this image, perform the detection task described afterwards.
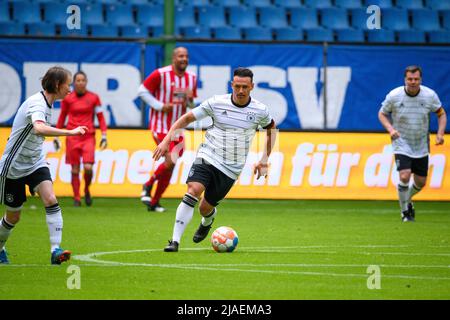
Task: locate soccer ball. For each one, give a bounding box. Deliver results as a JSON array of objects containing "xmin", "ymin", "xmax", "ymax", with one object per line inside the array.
[{"xmin": 211, "ymin": 226, "xmax": 239, "ymax": 253}]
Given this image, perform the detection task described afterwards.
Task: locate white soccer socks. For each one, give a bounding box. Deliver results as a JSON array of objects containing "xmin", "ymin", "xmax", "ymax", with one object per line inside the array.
[
  {"xmin": 408, "ymin": 183, "xmax": 422, "ymax": 200},
  {"xmin": 0, "ymin": 216, "xmax": 15, "ymax": 251},
  {"xmin": 172, "ymin": 194, "xmax": 198, "ymax": 243},
  {"xmin": 397, "ymin": 182, "xmax": 409, "ymax": 213},
  {"xmin": 201, "ymin": 208, "xmax": 216, "ymax": 227},
  {"xmin": 45, "ymin": 203, "xmax": 63, "ymax": 253}
]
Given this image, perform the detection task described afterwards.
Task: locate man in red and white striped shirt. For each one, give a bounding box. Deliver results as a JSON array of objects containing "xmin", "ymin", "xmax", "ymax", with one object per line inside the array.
[{"xmin": 138, "ymin": 47, "xmax": 197, "ymax": 212}]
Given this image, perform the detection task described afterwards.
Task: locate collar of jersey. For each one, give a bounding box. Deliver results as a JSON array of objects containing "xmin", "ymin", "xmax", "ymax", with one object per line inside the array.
[
  {"xmin": 404, "ymin": 86, "xmax": 420, "ymax": 98},
  {"xmin": 40, "ymin": 91, "xmax": 52, "ymax": 109},
  {"xmin": 231, "ymin": 96, "xmax": 251, "ymax": 108}
]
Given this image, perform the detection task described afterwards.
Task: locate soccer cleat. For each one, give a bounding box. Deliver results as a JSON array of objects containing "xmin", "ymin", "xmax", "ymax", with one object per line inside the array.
[
  {"xmin": 74, "ymin": 199, "xmax": 81, "ymax": 207},
  {"xmin": 0, "ymin": 249, "xmax": 9, "ymax": 264},
  {"xmin": 164, "ymin": 240, "xmax": 179, "ymax": 252},
  {"xmin": 193, "ymin": 219, "xmax": 214, "ymax": 243},
  {"xmin": 51, "ymin": 248, "xmax": 71, "ymax": 265},
  {"xmin": 408, "ymin": 203, "xmax": 415, "ymax": 219},
  {"xmin": 85, "ymin": 191, "xmax": 92, "ymax": 207},
  {"xmin": 148, "ymin": 203, "xmax": 166, "ymax": 212},
  {"xmin": 140, "ymin": 184, "xmax": 152, "ymax": 206},
  {"xmin": 401, "ymin": 210, "xmax": 414, "ymax": 222}
]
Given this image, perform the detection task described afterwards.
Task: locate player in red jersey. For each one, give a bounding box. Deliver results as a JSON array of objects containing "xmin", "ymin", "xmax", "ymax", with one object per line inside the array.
[
  {"xmin": 138, "ymin": 47, "xmax": 197, "ymax": 212},
  {"xmin": 54, "ymin": 71, "xmax": 108, "ymax": 207}
]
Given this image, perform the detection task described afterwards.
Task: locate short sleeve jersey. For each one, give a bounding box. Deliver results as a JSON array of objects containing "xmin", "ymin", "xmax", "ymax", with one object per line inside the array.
[
  {"xmin": 0, "ymin": 92, "xmax": 52, "ymax": 179},
  {"xmin": 191, "ymin": 94, "xmax": 273, "ymax": 180},
  {"xmin": 380, "ymin": 85, "xmax": 442, "ymax": 158}
]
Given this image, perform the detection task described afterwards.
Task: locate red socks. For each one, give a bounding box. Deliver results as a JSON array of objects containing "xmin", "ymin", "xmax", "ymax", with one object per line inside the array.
[
  {"xmin": 146, "ymin": 163, "xmax": 173, "ymax": 206},
  {"xmin": 151, "ymin": 169, "xmax": 173, "ymax": 206},
  {"xmin": 71, "ymin": 173, "xmax": 80, "ymax": 201},
  {"xmin": 84, "ymin": 171, "xmax": 92, "ymax": 194}
]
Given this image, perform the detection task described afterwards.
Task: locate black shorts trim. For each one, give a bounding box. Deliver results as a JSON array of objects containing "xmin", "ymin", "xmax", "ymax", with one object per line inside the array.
[
  {"xmin": 394, "ymin": 154, "xmax": 429, "ymax": 177},
  {"xmin": 1, "ymin": 167, "xmax": 52, "ymax": 208},
  {"xmin": 186, "ymin": 159, "xmax": 235, "ymax": 207}
]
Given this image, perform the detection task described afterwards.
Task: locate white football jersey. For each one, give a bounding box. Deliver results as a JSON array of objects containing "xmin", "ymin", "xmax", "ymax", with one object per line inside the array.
[
  {"xmin": 380, "ymin": 85, "xmax": 442, "ymax": 158},
  {"xmin": 0, "ymin": 91, "xmax": 52, "ymax": 179},
  {"xmin": 191, "ymin": 94, "xmax": 273, "ymax": 179}
]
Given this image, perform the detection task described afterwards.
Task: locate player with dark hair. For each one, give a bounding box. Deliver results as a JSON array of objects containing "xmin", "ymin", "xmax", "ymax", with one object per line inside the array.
[
  {"xmin": 0, "ymin": 66, "xmax": 88, "ymax": 264},
  {"xmin": 54, "ymin": 71, "xmax": 107, "ymax": 207},
  {"xmin": 378, "ymin": 65, "xmax": 447, "ymax": 222},
  {"xmin": 153, "ymin": 67, "xmax": 277, "ymax": 252},
  {"xmin": 138, "ymin": 47, "xmax": 197, "ymax": 212}
]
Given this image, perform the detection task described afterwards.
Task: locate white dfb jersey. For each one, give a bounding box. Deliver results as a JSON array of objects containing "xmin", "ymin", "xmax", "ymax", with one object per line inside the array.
[
  {"xmin": 380, "ymin": 85, "xmax": 442, "ymax": 158},
  {"xmin": 0, "ymin": 92, "xmax": 52, "ymax": 179},
  {"xmin": 191, "ymin": 94, "xmax": 273, "ymax": 179}
]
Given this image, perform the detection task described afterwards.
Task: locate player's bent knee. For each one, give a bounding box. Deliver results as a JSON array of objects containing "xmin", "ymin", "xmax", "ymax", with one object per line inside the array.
[
  {"xmin": 416, "ymin": 179, "xmax": 427, "ymax": 188},
  {"xmin": 187, "ymin": 189, "xmax": 202, "ymax": 199},
  {"xmin": 187, "ymin": 185, "xmax": 203, "ymax": 199},
  {"xmin": 399, "ymin": 174, "xmax": 411, "ymax": 183},
  {"xmin": 42, "ymin": 194, "xmax": 58, "ymax": 207},
  {"xmin": 5, "ymin": 209, "xmax": 21, "ymax": 224},
  {"xmin": 199, "ymin": 199, "xmax": 214, "ymax": 215}
]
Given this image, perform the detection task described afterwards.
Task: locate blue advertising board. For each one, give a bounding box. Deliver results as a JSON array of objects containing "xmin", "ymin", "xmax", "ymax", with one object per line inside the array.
[
  {"xmin": 0, "ymin": 39, "xmax": 159, "ymax": 127},
  {"xmin": 1, "ymin": 39, "xmax": 448, "ymax": 131}
]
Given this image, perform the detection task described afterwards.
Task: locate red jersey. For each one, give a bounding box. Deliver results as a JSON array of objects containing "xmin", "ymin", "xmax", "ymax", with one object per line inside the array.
[
  {"xmin": 143, "ymin": 65, "xmax": 197, "ymax": 134},
  {"xmin": 57, "ymin": 91, "xmax": 107, "ymax": 136}
]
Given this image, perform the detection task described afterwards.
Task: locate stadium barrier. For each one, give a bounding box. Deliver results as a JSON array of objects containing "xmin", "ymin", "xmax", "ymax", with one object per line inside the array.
[
  {"xmin": 1, "ymin": 128, "xmax": 448, "ymax": 200},
  {"xmin": 1, "ymin": 39, "xmax": 449, "ymax": 131}
]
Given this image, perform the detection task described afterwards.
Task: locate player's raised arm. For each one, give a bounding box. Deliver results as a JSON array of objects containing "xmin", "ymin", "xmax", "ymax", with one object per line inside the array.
[
  {"xmin": 33, "ymin": 120, "xmax": 88, "ymax": 137},
  {"xmin": 152, "ymin": 111, "xmax": 197, "ymax": 161}
]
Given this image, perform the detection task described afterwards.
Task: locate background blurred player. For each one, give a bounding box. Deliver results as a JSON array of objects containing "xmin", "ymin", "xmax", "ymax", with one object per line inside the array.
[
  {"xmin": 138, "ymin": 47, "xmax": 197, "ymax": 212},
  {"xmin": 54, "ymin": 71, "xmax": 107, "ymax": 207},
  {"xmin": 378, "ymin": 65, "xmax": 447, "ymax": 222},
  {"xmin": 0, "ymin": 66, "xmax": 88, "ymax": 264},
  {"xmin": 153, "ymin": 67, "xmax": 277, "ymax": 252}
]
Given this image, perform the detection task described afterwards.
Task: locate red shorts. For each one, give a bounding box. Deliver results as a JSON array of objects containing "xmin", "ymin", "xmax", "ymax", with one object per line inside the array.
[
  {"xmin": 65, "ymin": 135, "xmax": 95, "ymax": 166},
  {"xmin": 153, "ymin": 132, "xmax": 184, "ymax": 159}
]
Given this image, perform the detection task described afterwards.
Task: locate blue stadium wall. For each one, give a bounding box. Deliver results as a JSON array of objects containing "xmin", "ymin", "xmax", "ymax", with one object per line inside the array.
[{"xmin": 0, "ymin": 38, "xmax": 449, "ymax": 131}]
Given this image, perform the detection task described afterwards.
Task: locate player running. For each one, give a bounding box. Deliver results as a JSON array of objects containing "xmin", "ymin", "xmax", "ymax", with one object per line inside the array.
[
  {"xmin": 378, "ymin": 65, "xmax": 447, "ymax": 222},
  {"xmin": 153, "ymin": 67, "xmax": 277, "ymax": 252}
]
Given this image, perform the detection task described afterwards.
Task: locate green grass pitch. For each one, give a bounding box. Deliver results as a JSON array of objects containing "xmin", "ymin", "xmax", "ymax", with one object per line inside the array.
[{"xmin": 0, "ymin": 197, "xmax": 449, "ymax": 300}]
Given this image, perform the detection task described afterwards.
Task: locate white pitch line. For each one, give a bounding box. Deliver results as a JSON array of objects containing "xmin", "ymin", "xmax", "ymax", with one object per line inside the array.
[
  {"xmin": 67, "ymin": 247, "xmax": 450, "ymax": 281},
  {"xmin": 3, "ymin": 262, "xmax": 449, "ymax": 269},
  {"xmin": 66, "ymin": 260, "xmax": 450, "ymax": 281},
  {"xmin": 3, "ymin": 246, "xmax": 449, "ymax": 281}
]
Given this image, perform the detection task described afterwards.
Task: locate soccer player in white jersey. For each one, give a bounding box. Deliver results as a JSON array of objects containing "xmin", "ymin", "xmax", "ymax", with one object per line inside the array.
[
  {"xmin": 153, "ymin": 67, "xmax": 277, "ymax": 252},
  {"xmin": 0, "ymin": 66, "xmax": 88, "ymax": 264},
  {"xmin": 378, "ymin": 65, "xmax": 447, "ymax": 222}
]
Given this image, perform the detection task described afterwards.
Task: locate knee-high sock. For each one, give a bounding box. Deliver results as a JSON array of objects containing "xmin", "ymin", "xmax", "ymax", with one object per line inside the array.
[
  {"xmin": 408, "ymin": 183, "xmax": 422, "ymax": 201},
  {"xmin": 145, "ymin": 163, "xmax": 167, "ymax": 187},
  {"xmin": 172, "ymin": 194, "xmax": 198, "ymax": 243},
  {"xmin": 0, "ymin": 217, "xmax": 15, "ymax": 251},
  {"xmin": 151, "ymin": 168, "xmax": 173, "ymax": 206},
  {"xmin": 84, "ymin": 170, "xmax": 93, "ymax": 193},
  {"xmin": 201, "ymin": 208, "xmax": 216, "ymax": 227},
  {"xmin": 397, "ymin": 182, "xmax": 409, "ymax": 213},
  {"xmin": 46, "ymin": 203, "xmax": 63, "ymax": 253},
  {"xmin": 71, "ymin": 173, "xmax": 80, "ymax": 201}
]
